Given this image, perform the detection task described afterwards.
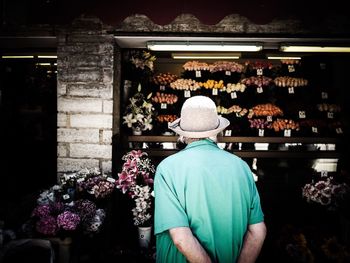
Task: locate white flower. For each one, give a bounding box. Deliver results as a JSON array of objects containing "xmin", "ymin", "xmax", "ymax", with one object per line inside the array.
[{"xmin": 123, "ymin": 113, "xmax": 137, "ymax": 128}]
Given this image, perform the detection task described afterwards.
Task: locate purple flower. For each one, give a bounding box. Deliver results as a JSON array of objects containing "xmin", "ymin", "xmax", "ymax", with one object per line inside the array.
[
  {"xmin": 57, "ymin": 211, "xmax": 80, "ymax": 231},
  {"xmin": 75, "ymin": 199, "xmax": 97, "ymax": 221},
  {"xmin": 36, "ymin": 216, "xmax": 58, "ymax": 236},
  {"xmin": 32, "ymin": 205, "xmax": 51, "ymax": 218}
]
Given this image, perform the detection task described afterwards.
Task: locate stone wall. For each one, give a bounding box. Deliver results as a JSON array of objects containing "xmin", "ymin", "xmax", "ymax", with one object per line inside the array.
[{"xmin": 57, "ymin": 16, "xmax": 116, "ymax": 173}]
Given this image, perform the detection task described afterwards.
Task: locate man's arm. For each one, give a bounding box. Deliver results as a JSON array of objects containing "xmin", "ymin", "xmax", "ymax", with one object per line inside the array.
[
  {"xmin": 237, "ymin": 222, "xmax": 267, "ymax": 263},
  {"xmin": 169, "ymin": 227, "xmax": 211, "ymax": 263}
]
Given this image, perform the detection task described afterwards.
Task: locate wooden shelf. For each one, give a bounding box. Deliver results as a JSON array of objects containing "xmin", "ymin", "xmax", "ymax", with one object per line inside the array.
[
  {"xmin": 125, "ymin": 136, "xmax": 343, "ymax": 158},
  {"xmin": 125, "ymin": 148, "xmax": 341, "ymax": 158},
  {"xmin": 127, "ymin": 135, "xmax": 341, "ymax": 144}
]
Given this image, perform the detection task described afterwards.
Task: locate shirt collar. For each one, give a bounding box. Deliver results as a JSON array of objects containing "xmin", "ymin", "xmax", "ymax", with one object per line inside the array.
[{"xmin": 184, "ymin": 138, "xmax": 218, "ymax": 150}]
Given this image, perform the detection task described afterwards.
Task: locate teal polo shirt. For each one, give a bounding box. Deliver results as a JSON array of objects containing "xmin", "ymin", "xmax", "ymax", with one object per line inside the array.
[{"xmin": 154, "ymin": 139, "xmax": 264, "ymax": 263}]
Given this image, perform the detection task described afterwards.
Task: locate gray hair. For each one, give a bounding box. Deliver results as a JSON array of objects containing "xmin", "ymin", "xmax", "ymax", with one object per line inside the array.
[{"xmin": 178, "ymin": 135, "xmax": 218, "ymax": 145}]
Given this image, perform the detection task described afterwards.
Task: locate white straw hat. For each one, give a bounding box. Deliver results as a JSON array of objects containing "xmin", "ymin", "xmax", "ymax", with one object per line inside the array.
[{"xmin": 168, "ymin": 95, "xmax": 230, "ymax": 138}]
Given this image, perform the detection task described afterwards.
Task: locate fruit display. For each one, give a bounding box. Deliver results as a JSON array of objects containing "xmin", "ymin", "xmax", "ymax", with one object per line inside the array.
[
  {"xmin": 122, "ymin": 52, "xmax": 345, "ymax": 137},
  {"xmin": 152, "ymin": 72, "xmax": 178, "ymax": 86}
]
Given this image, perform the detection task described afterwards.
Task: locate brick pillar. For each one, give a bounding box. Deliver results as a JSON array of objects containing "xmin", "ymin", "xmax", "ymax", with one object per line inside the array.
[{"xmin": 57, "ymin": 15, "xmax": 115, "ymax": 174}]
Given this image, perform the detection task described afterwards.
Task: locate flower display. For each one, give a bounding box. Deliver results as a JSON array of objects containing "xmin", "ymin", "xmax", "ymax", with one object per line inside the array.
[
  {"xmin": 26, "ymin": 168, "xmax": 115, "ymax": 238},
  {"xmin": 302, "ymin": 176, "xmax": 349, "ymax": 210},
  {"xmin": 122, "ymin": 84, "xmax": 155, "ymax": 132},
  {"xmin": 116, "ymin": 150, "xmax": 155, "ymax": 226},
  {"xmin": 130, "ymin": 50, "xmax": 156, "ymax": 72}
]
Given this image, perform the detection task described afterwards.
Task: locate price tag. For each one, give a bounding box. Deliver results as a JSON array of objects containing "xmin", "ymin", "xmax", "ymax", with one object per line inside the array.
[
  {"xmin": 77, "ymin": 178, "xmax": 85, "ymax": 183},
  {"xmin": 231, "ymin": 92, "xmax": 237, "ymax": 99},
  {"xmin": 321, "ymin": 170, "xmax": 328, "ymax": 177},
  {"xmin": 327, "ymin": 112, "xmax": 334, "ymax": 119},
  {"xmin": 160, "ymin": 85, "xmax": 165, "ymax": 91},
  {"xmin": 258, "ymin": 129, "xmax": 264, "ymax": 137},
  {"xmin": 299, "ymin": 111, "xmax": 306, "ymax": 119},
  {"xmin": 184, "ymin": 90, "xmax": 191, "ymax": 98},
  {"xmin": 288, "ymin": 87, "xmax": 295, "ymax": 94},
  {"xmin": 225, "ymin": 71, "xmax": 231, "ymax": 76},
  {"xmin": 284, "ymin": 129, "xmax": 291, "ymax": 137},
  {"xmin": 195, "ymin": 70, "xmax": 201, "ymax": 78},
  {"xmin": 312, "ymin": 127, "xmax": 318, "ymax": 133},
  {"xmin": 257, "ymin": 68, "xmax": 263, "ymax": 76},
  {"xmin": 107, "ymin": 177, "xmax": 116, "ymax": 183},
  {"xmin": 288, "ymin": 65, "xmax": 295, "ymax": 73},
  {"xmin": 161, "ymin": 103, "xmax": 167, "ymax": 109},
  {"xmin": 63, "ymin": 194, "xmax": 70, "ymax": 200},
  {"xmin": 336, "ymin": 127, "xmax": 343, "ymax": 134},
  {"xmin": 321, "ymin": 92, "xmax": 328, "ymax": 99},
  {"xmin": 257, "ymin": 87, "xmax": 263, "ymax": 93},
  {"xmin": 212, "ymin": 88, "xmax": 218, "ymax": 95},
  {"xmin": 320, "ymin": 63, "xmax": 326, "ymax": 70},
  {"xmin": 225, "ymin": 130, "xmax": 232, "ymax": 136},
  {"xmin": 267, "ymin": 116, "xmax": 273, "ymax": 122}
]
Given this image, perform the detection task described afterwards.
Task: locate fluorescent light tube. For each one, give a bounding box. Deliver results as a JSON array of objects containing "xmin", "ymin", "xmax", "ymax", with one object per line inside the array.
[
  {"xmin": 267, "ymin": 56, "xmax": 302, "ymax": 60},
  {"xmin": 38, "ymin": 55, "xmax": 57, "ymax": 58},
  {"xmin": 172, "ymin": 53, "xmax": 240, "ymax": 59},
  {"xmin": 280, "ymin": 45, "xmax": 350, "ymax": 53},
  {"xmin": 148, "ymin": 41, "xmax": 262, "ymax": 52},
  {"xmin": 2, "ymin": 55, "xmax": 34, "ymax": 59}
]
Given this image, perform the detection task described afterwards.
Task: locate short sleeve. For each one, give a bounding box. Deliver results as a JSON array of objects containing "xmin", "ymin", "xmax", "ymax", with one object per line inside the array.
[
  {"xmin": 248, "ymin": 177, "xmax": 264, "ymax": 225},
  {"xmin": 154, "ymin": 166, "xmax": 189, "ymax": 235}
]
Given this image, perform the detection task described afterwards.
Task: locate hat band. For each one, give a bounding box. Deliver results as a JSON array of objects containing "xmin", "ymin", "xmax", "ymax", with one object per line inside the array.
[{"xmin": 177, "ymin": 119, "xmax": 220, "ymax": 132}]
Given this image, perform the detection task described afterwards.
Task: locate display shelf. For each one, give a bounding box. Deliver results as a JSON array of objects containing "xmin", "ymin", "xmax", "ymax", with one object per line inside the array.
[
  {"xmin": 122, "ymin": 148, "xmax": 341, "ymax": 158},
  {"xmin": 125, "ymin": 135, "xmax": 342, "ymax": 158},
  {"xmin": 127, "ymin": 135, "xmax": 341, "ymax": 144}
]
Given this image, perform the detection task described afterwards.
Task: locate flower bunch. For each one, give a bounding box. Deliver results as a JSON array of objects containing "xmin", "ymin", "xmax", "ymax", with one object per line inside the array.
[
  {"xmin": 29, "ymin": 187, "xmax": 107, "ymax": 237},
  {"xmin": 116, "ymin": 150, "xmax": 155, "ymax": 226},
  {"xmin": 60, "ymin": 168, "xmax": 116, "ymax": 200},
  {"xmin": 130, "ymin": 50, "xmax": 156, "ymax": 72},
  {"xmin": 122, "ymin": 84, "xmax": 155, "ymax": 132},
  {"xmin": 302, "ymin": 177, "xmax": 349, "ymax": 210}
]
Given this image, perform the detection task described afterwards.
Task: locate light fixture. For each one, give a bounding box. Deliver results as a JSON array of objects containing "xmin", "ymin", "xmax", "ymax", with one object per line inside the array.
[
  {"xmin": 280, "ymin": 45, "xmax": 350, "ymax": 53},
  {"xmin": 172, "ymin": 52, "xmax": 240, "ymax": 60},
  {"xmin": 38, "ymin": 55, "xmax": 57, "ymax": 59},
  {"xmin": 147, "ymin": 41, "xmax": 263, "ymax": 52},
  {"xmin": 267, "ymin": 56, "xmax": 302, "ymax": 60},
  {"xmin": 1, "ymin": 55, "xmax": 34, "ymax": 59}
]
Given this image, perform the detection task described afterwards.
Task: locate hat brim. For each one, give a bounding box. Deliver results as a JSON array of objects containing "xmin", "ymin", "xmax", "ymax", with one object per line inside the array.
[{"xmin": 168, "ymin": 116, "xmax": 230, "ymax": 138}]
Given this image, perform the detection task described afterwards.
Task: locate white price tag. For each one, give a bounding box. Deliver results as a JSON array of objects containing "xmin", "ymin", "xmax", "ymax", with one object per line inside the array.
[
  {"xmin": 258, "ymin": 129, "xmax": 264, "ymax": 137},
  {"xmin": 321, "ymin": 92, "xmax": 328, "ymax": 99},
  {"xmin": 257, "ymin": 87, "xmax": 263, "ymax": 93},
  {"xmin": 184, "ymin": 90, "xmax": 191, "ymax": 98},
  {"xmin": 212, "ymin": 88, "xmax": 218, "ymax": 95},
  {"xmin": 320, "ymin": 63, "xmax": 326, "ymax": 70},
  {"xmin": 195, "ymin": 70, "xmax": 201, "ymax": 78},
  {"xmin": 257, "ymin": 68, "xmax": 263, "ymax": 76},
  {"xmin": 160, "ymin": 85, "xmax": 165, "ymax": 91},
  {"xmin": 321, "ymin": 170, "xmax": 328, "ymax": 177},
  {"xmin": 225, "ymin": 130, "xmax": 232, "ymax": 136},
  {"xmin": 77, "ymin": 178, "xmax": 85, "ymax": 183},
  {"xmin": 288, "ymin": 65, "xmax": 295, "ymax": 73},
  {"xmin": 63, "ymin": 194, "xmax": 70, "ymax": 200},
  {"xmin": 161, "ymin": 103, "xmax": 167, "ymax": 109},
  {"xmin": 107, "ymin": 177, "xmax": 116, "ymax": 183},
  {"xmin": 288, "ymin": 87, "xmax": 295, "ymax": 94},
  {"xmin": 284, "ymin": 129, "xmax": 291, "ymax": 137},
  {"xmin": 225, "ymin": 71, "xmax": 231, "ymax": 76},
  {"xmin": 266, "ymin": 116, "xmax": 273, "ymax": 122},
  {"xmin": 312, "ymin": 127, "xmax": 318, "ymax": 133},
  {"xmin": 336, "ymin": 127, "xmax": 343, "ymax": 134},
  {"xmin": 299, "ymin": 111, "xmax": 306, "ymax": 119},
  {"xmin": 327, "ymin": 112, "xmax": 334, "ymax": 119},
  {"xmin": 231, "ymin": 92, "xmax": 237, "ymax": 99}
]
